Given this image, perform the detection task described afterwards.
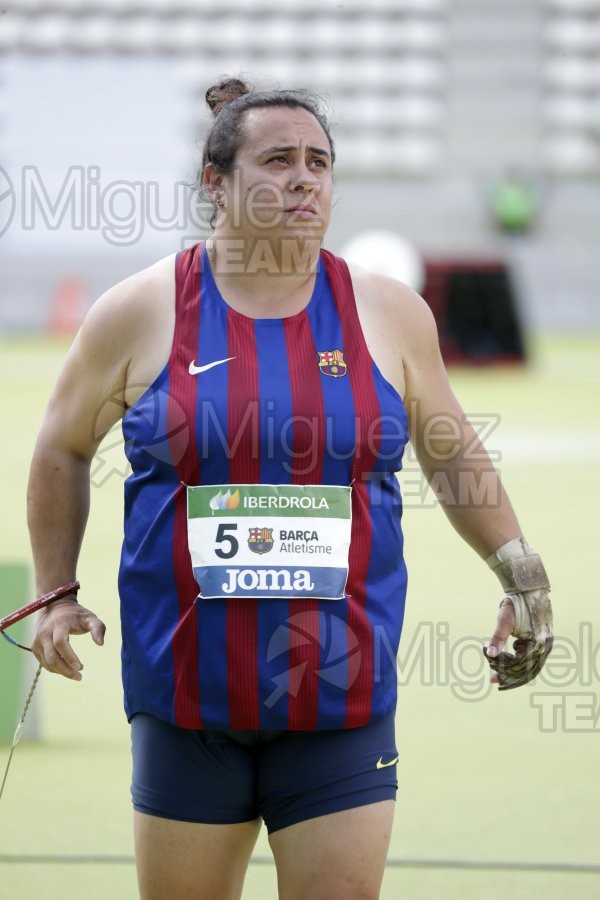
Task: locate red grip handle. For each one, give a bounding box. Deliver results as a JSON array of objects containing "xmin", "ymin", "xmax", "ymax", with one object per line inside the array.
[{"xmin": 0, "ymin": 581, "xmax": 80, "ymax": 633}]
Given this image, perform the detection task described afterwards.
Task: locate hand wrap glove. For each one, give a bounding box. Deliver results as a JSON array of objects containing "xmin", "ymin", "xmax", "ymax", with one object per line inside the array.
[{"xmin": 483, "ymin": 537, "xmax": 553, "ymax": 690}]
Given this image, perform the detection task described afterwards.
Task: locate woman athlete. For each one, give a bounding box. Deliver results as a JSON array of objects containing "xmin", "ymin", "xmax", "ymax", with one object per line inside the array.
[{"xmin": 27, "ymin": 78, "xmax": 553, "ymax": 900}]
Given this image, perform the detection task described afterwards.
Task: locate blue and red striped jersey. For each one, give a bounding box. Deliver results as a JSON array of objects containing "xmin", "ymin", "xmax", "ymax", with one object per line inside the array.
[{"xmin": 118, "ymin": 242, "xmax": 409, "ymax": 730}]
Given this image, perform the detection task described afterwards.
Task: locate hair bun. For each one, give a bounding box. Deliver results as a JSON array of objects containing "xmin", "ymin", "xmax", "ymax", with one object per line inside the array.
[{"xmin": 206, "ymin": 78, "xmax": 251, "ymax": 117}]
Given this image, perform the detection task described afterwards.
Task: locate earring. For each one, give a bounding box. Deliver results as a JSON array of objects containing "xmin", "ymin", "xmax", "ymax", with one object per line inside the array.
[{"xmin": 216, "ymin": 197, "xmax": 225, "ymax": 207}]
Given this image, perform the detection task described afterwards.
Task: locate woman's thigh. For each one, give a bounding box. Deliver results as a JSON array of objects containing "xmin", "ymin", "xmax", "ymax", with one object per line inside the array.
[
  {"xmin": 130, "ymin": 713, "xmax": 263, "ymax": 899},
  {"xmin": 259, "ymin": 714, "xmax": 398, "ymax": 898},
  {"xmin": 134, "ymin": 812, "xmax": 261, "ymax": 900},
  {"xmin": 269, "ymin": 800, "xmax": 395, "ymax": 900}
]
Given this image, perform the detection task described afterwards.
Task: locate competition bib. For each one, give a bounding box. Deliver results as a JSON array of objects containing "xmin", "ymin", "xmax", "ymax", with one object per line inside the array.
[{"xmin": 187, "ymin": 484, "xmax": 352, "ymax": 599}]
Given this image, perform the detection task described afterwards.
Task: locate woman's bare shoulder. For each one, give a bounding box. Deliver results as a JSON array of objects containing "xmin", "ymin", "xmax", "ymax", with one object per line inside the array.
[
  {"xmin": 346, "ymin": 261, "xmax": 439, "ymax": 361},
  {"xmin": 87, "ymin": 253, "xmax": 176, "ymax": 323},
  {"xmin": 75, "ymin": 253, "xmax": 176, "ymax": 356}
]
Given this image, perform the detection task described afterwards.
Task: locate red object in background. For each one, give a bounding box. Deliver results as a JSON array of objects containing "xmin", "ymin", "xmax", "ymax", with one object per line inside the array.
[
  {"xmin": 46, "ymin": 276, "xmax": 88, "ymax": 336},
  {"xmin": 422, "ymin": 258, "xmax": 526, "ymax": 365}
]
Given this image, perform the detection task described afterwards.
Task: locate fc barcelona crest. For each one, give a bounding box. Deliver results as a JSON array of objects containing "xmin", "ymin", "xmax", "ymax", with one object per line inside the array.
[
  {"xmin": 318, "ymin": 349, "xmax": 347, "ymax": 378},
  {"xmin": 248, "ymin": 527, "xmax": 274, "ymax": 555}
]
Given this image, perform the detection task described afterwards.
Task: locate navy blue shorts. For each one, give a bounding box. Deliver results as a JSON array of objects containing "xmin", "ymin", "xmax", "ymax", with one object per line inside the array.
[{"xmin": 130, "ymin": 713, "xmax": 398, "ymax": 834}]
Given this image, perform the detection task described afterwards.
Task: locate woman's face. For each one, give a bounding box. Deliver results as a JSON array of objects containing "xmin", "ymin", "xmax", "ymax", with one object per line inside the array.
[{"xmin": 213, "ymin": 105, "xmax": 334, "ymax": 251}]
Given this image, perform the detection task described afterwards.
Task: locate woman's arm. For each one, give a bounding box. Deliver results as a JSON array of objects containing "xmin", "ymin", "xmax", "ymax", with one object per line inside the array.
[
  {"xmin": 401, "ymin": 292, "xmax": 522, "ymax": 558},
  {"xmin": 399, "ymin": 292, "xmax": 553, "ymax": 687},
  {"xmin": 28, "ymin": 277, "xmax": 139, "ymax": 679},
  {"xmin": 353, "ymin": 269, "xmax": 553, "ymax": 689}
]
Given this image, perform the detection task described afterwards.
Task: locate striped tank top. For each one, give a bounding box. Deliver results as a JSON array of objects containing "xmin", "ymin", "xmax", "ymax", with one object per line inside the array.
[{"xmin": 118, "ymin": 242, "xmax": 409, "ymax": 731}]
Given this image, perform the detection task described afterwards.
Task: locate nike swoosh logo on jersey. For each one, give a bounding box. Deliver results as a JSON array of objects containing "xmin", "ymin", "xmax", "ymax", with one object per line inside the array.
[
  {"xmin": 376, "ymin": 755, "xmax": 399, "ymax": 769},
  {"xmin": 189, "ymin": 357, "xmax": 236, "ymax": 375}
]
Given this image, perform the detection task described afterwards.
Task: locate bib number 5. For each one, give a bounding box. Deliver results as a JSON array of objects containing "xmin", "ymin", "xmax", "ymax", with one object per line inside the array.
[
  {"xmin": 215, "ymin": 524, "xmax": 239, "ymax": 560},
  {"xmin": 187, "ymin": 484, "xmax": 351, "ymax": 600}
]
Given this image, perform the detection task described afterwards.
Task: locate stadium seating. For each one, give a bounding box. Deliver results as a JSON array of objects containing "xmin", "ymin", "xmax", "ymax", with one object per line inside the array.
[
  {"xmin": 0, "ymin": 0, "xmax": 448, "ymax": 175},
  {"xmin": 0, "ymin": 0, "xmax": 597, "ymax": 177},
  {"xmin": 543, "ymin": 1, "xmax": 600, "ymax": 173}
]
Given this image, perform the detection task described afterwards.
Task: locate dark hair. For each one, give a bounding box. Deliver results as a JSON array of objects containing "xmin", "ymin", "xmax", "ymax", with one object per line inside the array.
[{"xmin": 199, "ymin": 76, "xmax": 335, "ymax": 189}]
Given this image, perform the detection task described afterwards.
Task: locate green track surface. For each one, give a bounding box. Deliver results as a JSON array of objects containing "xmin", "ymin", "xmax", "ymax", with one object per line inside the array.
[{"xmin": 0, "ymin": 335, "xmax": 598, "ymax": 899}]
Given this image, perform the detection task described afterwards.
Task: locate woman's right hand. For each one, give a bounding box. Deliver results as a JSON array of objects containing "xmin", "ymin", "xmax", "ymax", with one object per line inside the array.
[{"xmin": 31, "ymin": 598, "xmax": 106, "ymax": 680}]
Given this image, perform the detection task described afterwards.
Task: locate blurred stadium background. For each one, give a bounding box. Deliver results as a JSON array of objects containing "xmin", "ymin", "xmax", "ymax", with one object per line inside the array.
[
  {"xmin": 1, "ymin": 2, "xmax": 599, "ymax": 899},
  {"xmin": 0, "ymin": 0, "xmax": 599, "ymax": 335}
]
